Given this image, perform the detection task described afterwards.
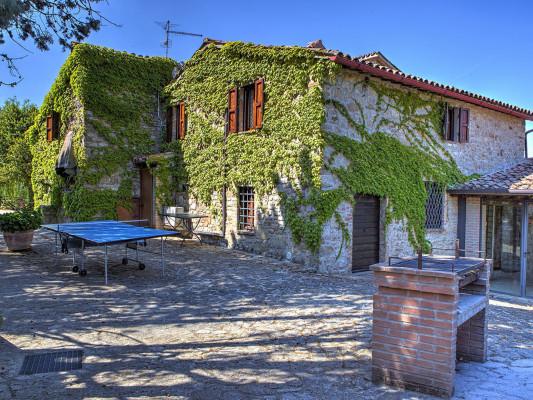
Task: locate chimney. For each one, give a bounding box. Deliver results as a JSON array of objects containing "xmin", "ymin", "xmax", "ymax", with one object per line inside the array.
[{"xmin": 306, "ymin": 39, "xmax": 325, "ymax": 49}]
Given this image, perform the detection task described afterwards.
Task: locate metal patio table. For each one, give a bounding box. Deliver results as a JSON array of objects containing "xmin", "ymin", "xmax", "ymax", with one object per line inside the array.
[{"xmin": 159, "ymin": 211, "xmax": 207, "ymax": 244}]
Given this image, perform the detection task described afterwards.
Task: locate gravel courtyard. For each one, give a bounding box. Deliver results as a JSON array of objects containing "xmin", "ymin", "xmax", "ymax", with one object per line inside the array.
[{"xmin": 0, "ymin": 231, "xmax": 532, "ymax": 400}]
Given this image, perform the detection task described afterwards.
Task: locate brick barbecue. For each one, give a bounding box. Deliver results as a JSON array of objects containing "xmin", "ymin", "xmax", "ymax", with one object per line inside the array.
[{"xmin": 370, "ymin": 250, "xmax": 491, "ymax": 398}]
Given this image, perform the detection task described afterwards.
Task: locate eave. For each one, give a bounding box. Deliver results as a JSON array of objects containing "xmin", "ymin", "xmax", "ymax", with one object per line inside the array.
[{"xmin": 330, "ymin": 55, "xmax": 533, "ymax": 121}]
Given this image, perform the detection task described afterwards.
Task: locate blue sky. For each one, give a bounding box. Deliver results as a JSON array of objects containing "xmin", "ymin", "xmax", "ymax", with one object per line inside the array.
[{"xmin": 1, "ymin": 0, "xmax": 532, "ymax": 131}]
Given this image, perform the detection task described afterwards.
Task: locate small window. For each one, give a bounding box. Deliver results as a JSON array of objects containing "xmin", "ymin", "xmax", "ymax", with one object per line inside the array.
[
  {"xmin": 46, "ymin": 112, "xmax": 60, "ymax": 141},
  {"xmin": 165, "ymin": 102, "xmax": 186, "ymax": 143},
  {"xmin": 239, "ymin": 84, "xmax": 255, "ymax": 132},
  {"xmin": 238, "ymin": 186, "xmax": 255, "ymax": 232},
  {"xmin": 444, "ymin": 105, "xmax": 469, "ymax": 143},
  {"xmin": 228, "ymin": 78, "xmax": 264, "ymax": 133},
  {"xmin": 425, "ymin": 182, "xmax": 444, "ymax": 229}
]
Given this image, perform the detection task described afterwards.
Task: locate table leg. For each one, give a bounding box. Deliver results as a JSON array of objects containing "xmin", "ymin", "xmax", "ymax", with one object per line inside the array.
[
  {"xmin": 104, "ymin": 244, "xmax": 108, "ymax": 285},
  {"xmin": 193, "ymin": 218, "xmax": 203, "ymax": 244},
  {"xmin": 81, "ymin": 240, "xmax": 85, "ymax": 274},
  {"xmin": 160, "ymin": 237, "xmax": 165, "ymax": 276}
]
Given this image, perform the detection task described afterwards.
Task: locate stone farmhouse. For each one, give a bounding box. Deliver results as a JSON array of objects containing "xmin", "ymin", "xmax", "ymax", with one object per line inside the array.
[{"xmin": 32, "ymin": 39, "xmax": 533, "ymax": 297}]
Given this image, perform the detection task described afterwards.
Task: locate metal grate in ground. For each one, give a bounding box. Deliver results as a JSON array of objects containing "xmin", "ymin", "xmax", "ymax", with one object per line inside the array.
[{"xmin": 19, "ymin": 349, "xmax": 83, "ymax": 375}]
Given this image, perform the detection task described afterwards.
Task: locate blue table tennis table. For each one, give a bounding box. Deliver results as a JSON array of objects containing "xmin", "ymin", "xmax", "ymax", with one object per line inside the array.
[{"xmin": 41, "ymin": 220, "xmax": 179, "ymax": 284}]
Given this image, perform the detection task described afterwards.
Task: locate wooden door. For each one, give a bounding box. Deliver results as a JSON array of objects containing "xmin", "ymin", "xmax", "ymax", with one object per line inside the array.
[
  {"xmin": 140, "ymin": 168, "xmax": 154, "ymax": 227},
  {"xmin": 352, "ymin": 195, "xmax": 380, "ymax": 272},
  {"xmin": 117, "ymin": 198, "xmax": 140, "ymax": 222}
]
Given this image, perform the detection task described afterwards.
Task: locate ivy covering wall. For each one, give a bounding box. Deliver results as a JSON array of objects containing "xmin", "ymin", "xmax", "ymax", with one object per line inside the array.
[
  {"xmin": 27, "ymin": 43, "xmax": 176, "ymax": 220},
  {"xmin": 164, "ymin": 41, "xmax": 467, "ymax": 255}
]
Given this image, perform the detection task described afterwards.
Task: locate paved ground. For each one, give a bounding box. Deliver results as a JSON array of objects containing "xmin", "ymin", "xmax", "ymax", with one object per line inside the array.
[{"xmin": 0, "ymin": 230, "xmax": 532, "ymax": 400}]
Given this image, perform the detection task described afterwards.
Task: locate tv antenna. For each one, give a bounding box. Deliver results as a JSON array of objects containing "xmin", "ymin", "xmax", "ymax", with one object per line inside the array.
[{"xmin": 157, "ymin": 20, "xmax": 203, "ymax": 58}]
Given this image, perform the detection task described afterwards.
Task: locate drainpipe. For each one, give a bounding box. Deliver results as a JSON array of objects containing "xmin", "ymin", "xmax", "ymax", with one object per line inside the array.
[
  {"xmin": 525, "ymin": 129, "xmax": 533, "ymax": 159},
  {"xmin": 221, "ymin": 110, "xmax": 228, "ymax": 238}
]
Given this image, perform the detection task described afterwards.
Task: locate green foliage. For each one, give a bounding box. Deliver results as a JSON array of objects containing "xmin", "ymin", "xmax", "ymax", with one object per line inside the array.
[
  {"xmin": 164, "ymin": 41, "xmax": 338, "ymax": 212},
  {"xmin": 0, "ymin": 98, "xmax": 38, "ymax": 206},
  {"xmin": 164, "ymin": 42, "xmax": 465, "ymax": 255},
  {"xmin": 0, "ymin": 208, "xmax": 42, "ymax": 232},
  {"xmin": 314, "ymin": 80, "xmax": 465, "ymax": 252},
  {"xmin": 27, "ymin": 43, "xmax": 176, "ymax": 220}
]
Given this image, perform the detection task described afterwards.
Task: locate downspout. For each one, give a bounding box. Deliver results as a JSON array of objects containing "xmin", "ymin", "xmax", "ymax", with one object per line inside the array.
[
  {"xmin": 525, "ymin": 128, "xmax": 533, "ymax": 159},
  {"xmin": 221, "ymin": 109, "xmax": 228, "ymax": 238}
]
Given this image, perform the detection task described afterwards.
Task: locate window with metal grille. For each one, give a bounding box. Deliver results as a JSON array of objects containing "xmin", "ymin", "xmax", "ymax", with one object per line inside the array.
[
  {"xmin": 425, "ymin": 182, "xmax": 444, "ymax": 229},
  {"xmin": 238, "ymin": 186, "xmax": 255, "ymax": 231}
]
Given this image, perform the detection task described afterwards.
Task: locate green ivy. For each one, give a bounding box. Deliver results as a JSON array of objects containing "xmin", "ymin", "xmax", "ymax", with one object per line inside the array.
[
  {"xmin": 164, "ymin": 42, "xmax": 467, "ymax": 255},
  {"xmin": 27, "ymin": 44, "xmax": 176, "ymax": 220}
]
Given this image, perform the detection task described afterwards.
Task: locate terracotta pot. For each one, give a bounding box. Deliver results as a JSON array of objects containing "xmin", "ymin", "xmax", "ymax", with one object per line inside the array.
[{"xmin": 3, "ymin": 230, "xmax": 34, "ymax": 251}]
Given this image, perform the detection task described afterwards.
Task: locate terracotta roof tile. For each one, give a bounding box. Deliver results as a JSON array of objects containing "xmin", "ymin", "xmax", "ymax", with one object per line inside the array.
[
  {"xmin": 450, "ymin": 160, "xmax": 533, "ymax": 194},
  {"xmin": 199, "ymin": 38, "xmax": 533, "ymax": 119}
]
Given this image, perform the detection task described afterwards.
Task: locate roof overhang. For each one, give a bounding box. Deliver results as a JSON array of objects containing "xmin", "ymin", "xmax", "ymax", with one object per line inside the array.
[
  {"xmin": 447, "ymin": 189, "xmax": 533, "ymax": 196},
  {"xmin": 330, "ymin": 55, "xmax": 533, "ymax": 120}
]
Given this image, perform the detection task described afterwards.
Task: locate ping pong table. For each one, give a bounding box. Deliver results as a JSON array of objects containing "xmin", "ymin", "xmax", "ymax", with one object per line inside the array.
[{"xmin": 42, "ymin": 220, "xmax": 179, "ymax": 284}]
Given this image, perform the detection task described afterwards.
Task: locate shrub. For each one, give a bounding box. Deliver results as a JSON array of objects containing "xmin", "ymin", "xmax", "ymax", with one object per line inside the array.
[{"xmin": 0, "ymin": 208, "xmax": 42, "ymax": 233}]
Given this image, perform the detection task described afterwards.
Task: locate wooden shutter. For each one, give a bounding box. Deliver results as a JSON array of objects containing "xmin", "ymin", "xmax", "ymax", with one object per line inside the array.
[
  {"xmin": 46, "ymin": 115, "xmax": 53, "ymax": 142},
  {"xmin": 178, "ymin": 101, "xmax": 186, "ymax": 139},
  {"xmin": 451, "ymin": 107, "xmax": 461, "ymax": 142},
  {"xmin": 253, "ymin": 78, "xmax": 264, "ymax": 129},
  {"xmin": 228, "ymin": 88, "xmax": 238, "ymax": 133},
  {"xmin": 442, "ymin": 103, "xmax": 449, "ymax": 140},
  {"xmin": 166, "ymin": 106, "xmax": 173, "ymax": 143},
  {"xmin": 46, "ymin": 112, "xmax": 59, "ymax": 141},
  {"xmin": 459, "ymin": 108, "xmax": 470, "ymax": 143}
]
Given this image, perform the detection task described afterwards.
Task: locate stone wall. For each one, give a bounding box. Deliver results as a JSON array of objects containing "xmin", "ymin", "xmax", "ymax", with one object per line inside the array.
[
  {"xmin": 83, "ymin": 99, "xmax": 165, "ymax": 201},
  {"xmin": 321, "ymin": 69, "xmax": 525, "ymax": 273},
  {"xmin": 175, "ymin": 183, "xmax": 315, "ymax": 265}
]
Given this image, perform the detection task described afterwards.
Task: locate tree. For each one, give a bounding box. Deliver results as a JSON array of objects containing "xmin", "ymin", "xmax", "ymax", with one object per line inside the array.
[
  {"xmin": 1, "ymin": 0, "xmax": 111, "ymax": 86},
  {"xmin": 0, "ymin": 98, "xmax": 38, "ymax": 206}
]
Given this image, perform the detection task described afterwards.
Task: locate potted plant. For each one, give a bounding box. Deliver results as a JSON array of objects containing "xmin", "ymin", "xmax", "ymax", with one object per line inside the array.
[{"xmin": 0, "ymin": 208, "xmax": 42, "ymax": 251}]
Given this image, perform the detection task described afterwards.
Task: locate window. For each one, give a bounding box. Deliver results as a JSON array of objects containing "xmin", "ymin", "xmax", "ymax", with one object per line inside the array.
[
  {"xmin": 166, "ymin": 102, "xmax": 186, "ymax": 142},
  {"xmin": 444, "ymin": 105, "xmax": 469, "ymax": 143},
  {"xmin": 238, "ymin": 186, "xmax": 255, "ymax": 231},
  {"xmin": 46, "ymin": 112, "xmax": 60, "ymax": 141},
  {"xmin": 228, "ymin": 78, "xmax": 264, "ymax": 133},
  {"xmin": 425, "ymin": 182, "xmax": 444, "ymax": 229}
]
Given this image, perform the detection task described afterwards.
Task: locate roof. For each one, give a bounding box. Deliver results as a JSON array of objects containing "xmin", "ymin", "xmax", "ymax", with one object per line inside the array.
[
  {"xmin": 346, "ymin": 51, "xmax": 400, "ymax": 71},
  {"xmin": 199, "ymin": 38, "xmax": 533, "ymax": 120},
  {"xmin": 449, "ymin": 160, "xmax": 533, "ymax": 195}
]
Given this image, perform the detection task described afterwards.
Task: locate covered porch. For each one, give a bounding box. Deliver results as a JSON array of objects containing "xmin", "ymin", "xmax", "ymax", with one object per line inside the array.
[{"xmin": 450, "ymin": 160, "xmax": 533, "ymax": 297}]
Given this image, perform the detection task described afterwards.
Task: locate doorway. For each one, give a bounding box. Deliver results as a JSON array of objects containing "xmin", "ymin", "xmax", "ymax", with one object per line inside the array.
[
  {"xmin": 140, "ymin": 167, "xmax": 154, "ymax": 227},
  {"xmin": 352, "ymin": 195, "xmax": 381, "ymax": 272},
  {"xmin": 485, "ymin": 200, "xmax": 533, "ymax": 297}
]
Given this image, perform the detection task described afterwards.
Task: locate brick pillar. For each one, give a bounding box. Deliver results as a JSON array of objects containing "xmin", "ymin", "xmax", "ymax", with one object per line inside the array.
[
  {"xmin": 457, "ymin": 308, "xmax": 487, "ymax": 362},
  {"xmin": 371, "ymin": 266, "xmax": 459, "ymax": 398}
]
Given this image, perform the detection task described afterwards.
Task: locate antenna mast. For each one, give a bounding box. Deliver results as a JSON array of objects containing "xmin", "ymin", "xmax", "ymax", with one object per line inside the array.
[{"xmin": 160, "ymin": 20, "xmax": 203, "ymax": 58}]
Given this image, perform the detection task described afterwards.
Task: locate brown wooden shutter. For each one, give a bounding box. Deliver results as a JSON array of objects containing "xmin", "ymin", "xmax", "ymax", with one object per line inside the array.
[
  {"xmin": 442, "ymin": 103, "xmax": 449, "ymax": 140},
  {"xmin": 459, "ymin": 108, "xmax": 469, "ymax": 143},
  {"xmin": 46, "ymin": 112, "xmax": 59, "ymax": 141},
  {"xmin": 253, "ymin": 78, "xmax": 264, "ymax": 129},
  {"xmin": 178, "ymin": 101, "xmax": 186, "ymax": 139},
  {"xmin": 451, "ymin": 107, "xmax": 461, "ymax": 142},
  {"xmin": 166, "ymin": 106, "xmax": 173, "ymax": 143},
  {"xmin": 228, "ymin": 88, "xmax": 238, "ymax": 133},
  {"xmin": 46, "ymin": 115, "xmax": 53, "ymax": 142}
]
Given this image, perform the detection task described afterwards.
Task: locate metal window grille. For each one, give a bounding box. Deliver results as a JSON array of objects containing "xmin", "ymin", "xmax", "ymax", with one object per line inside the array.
[
  {"xmin": 238, "ymin": 186, "xmax": 255, "ymax": 231},
  {"xmin": 425, "ymin": 182, "xmax": 444, "ymax": 229}
]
